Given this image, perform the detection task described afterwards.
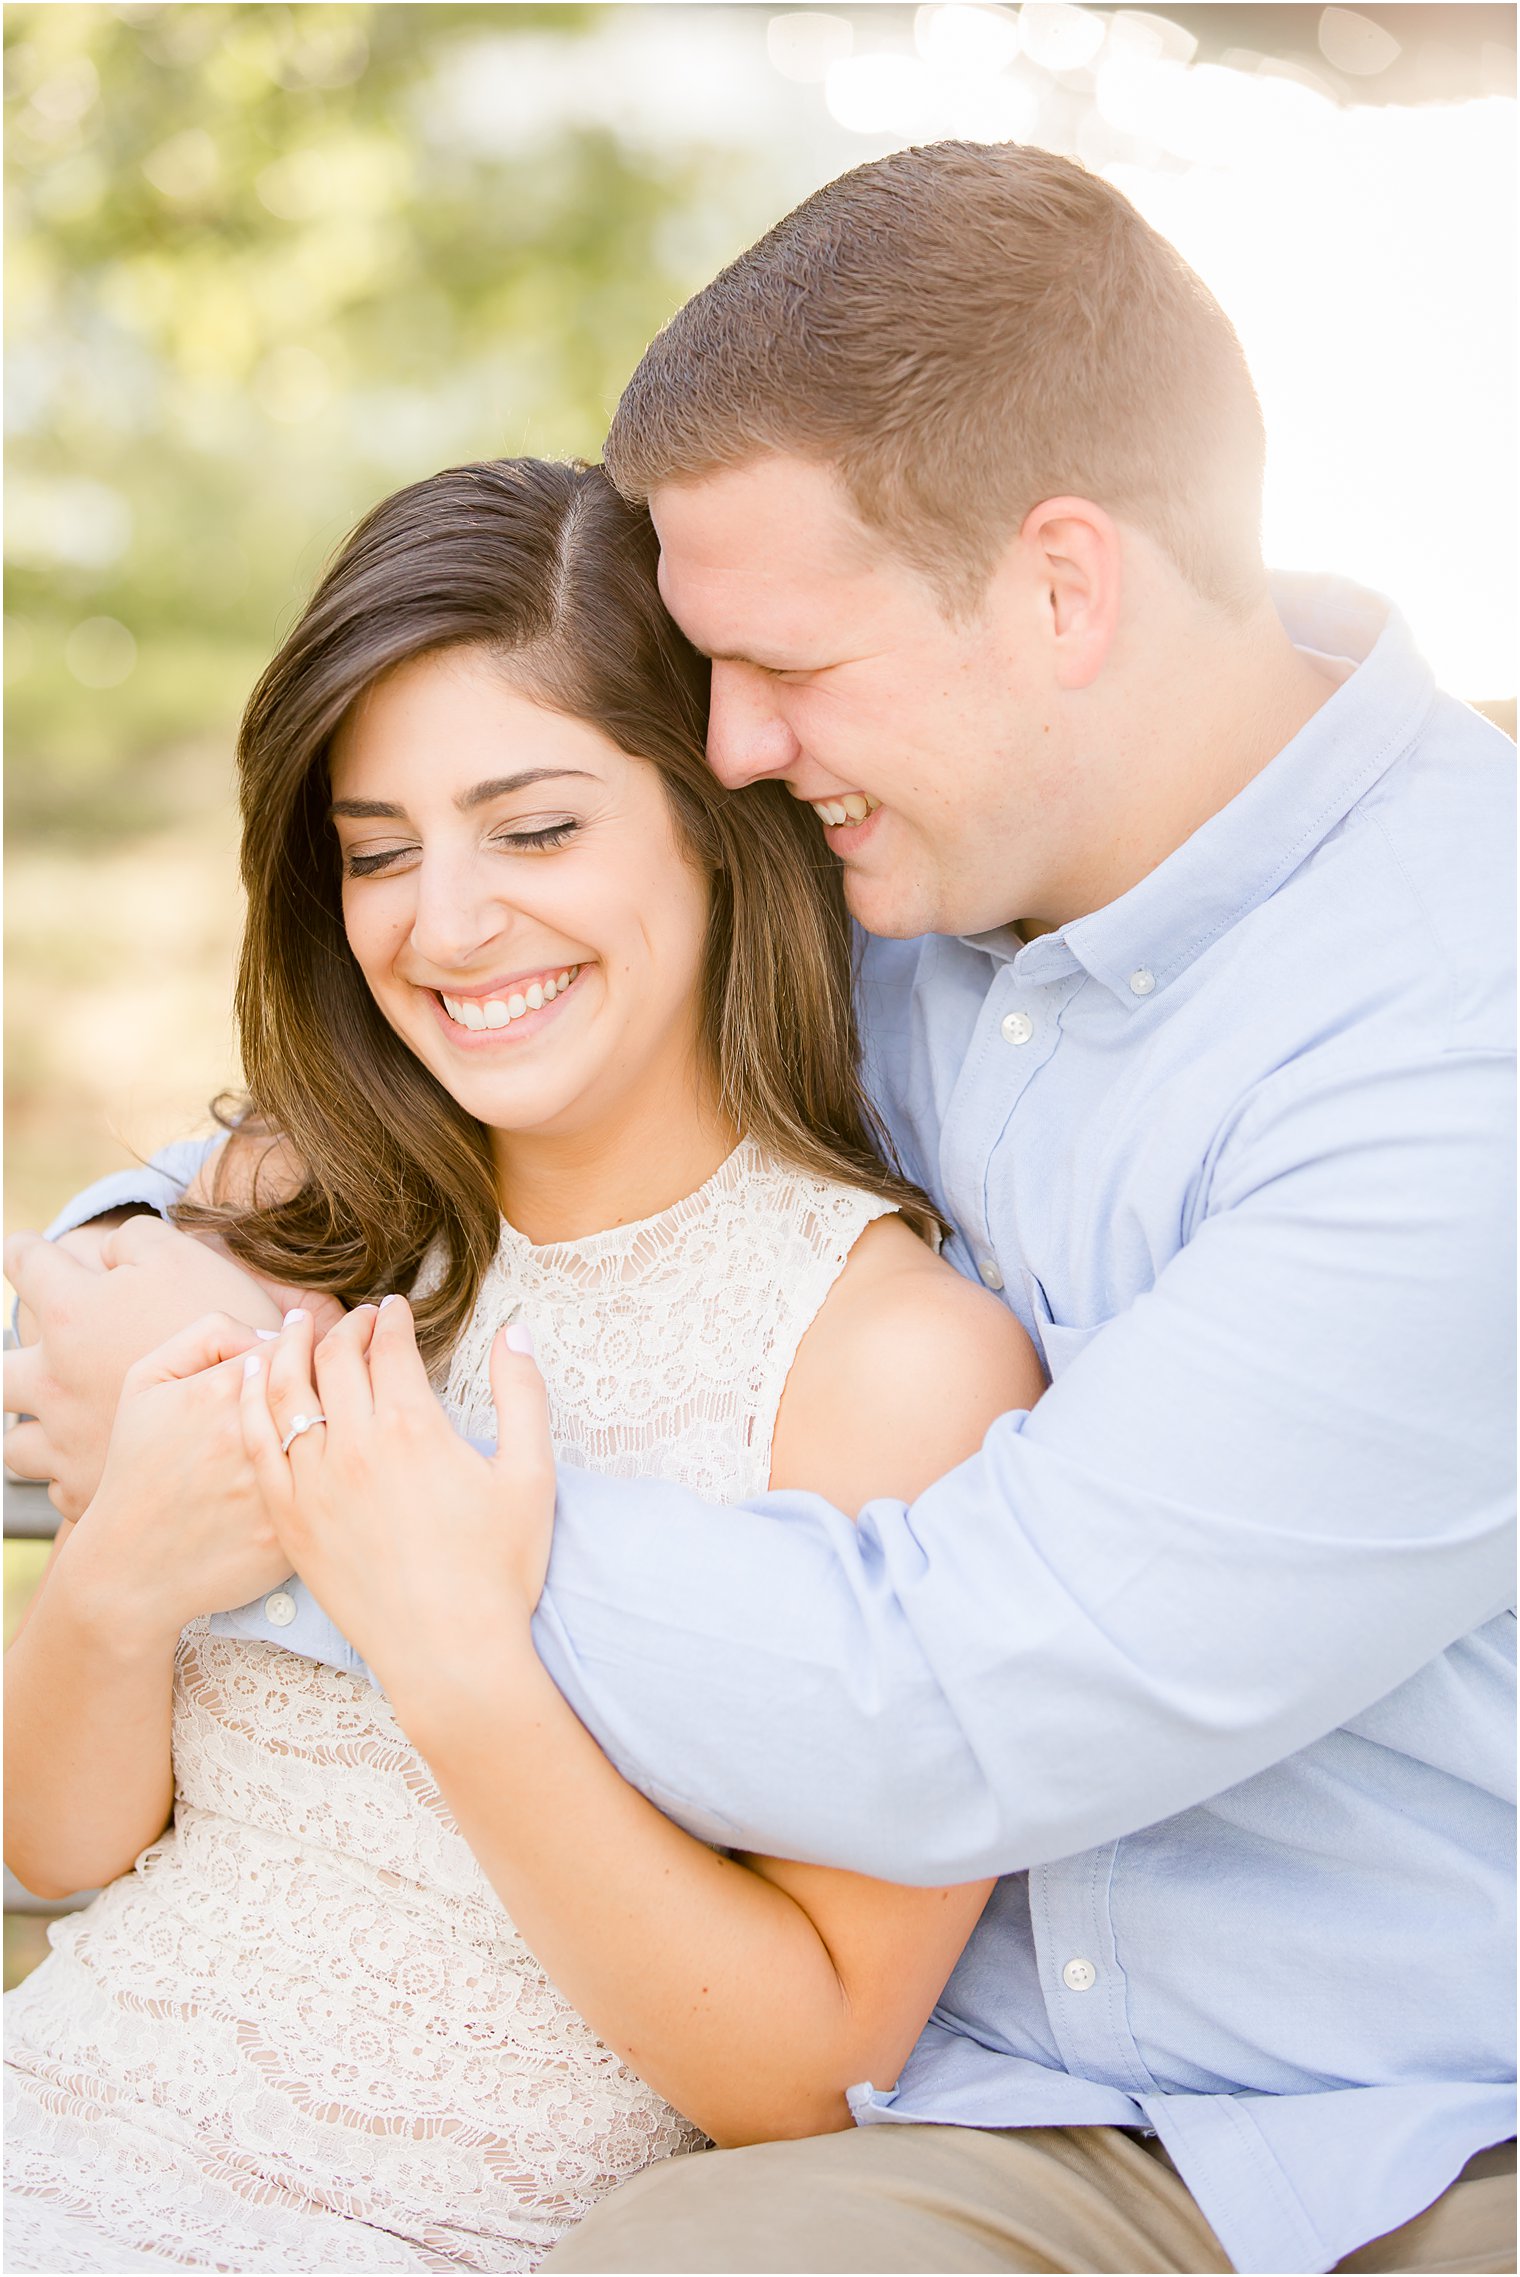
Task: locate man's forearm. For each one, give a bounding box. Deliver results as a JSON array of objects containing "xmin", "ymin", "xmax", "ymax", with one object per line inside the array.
[
  {"xmin": 520, "ymin": 1048, "xmax": 1516, "ymax": 1880},
  {"xmin": 532, "ymin": 1453, "xmax": 1511, "ymax": 1884},
  {"xmin": 41, "ymin": 1137, "xmax": 219, "ymax": 1244}
]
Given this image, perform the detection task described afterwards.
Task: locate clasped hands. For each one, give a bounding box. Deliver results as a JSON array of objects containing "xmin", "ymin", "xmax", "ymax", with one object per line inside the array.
[{"xmin": 4, "ymin": 1215, "xmax": 555, "ymax": 1695}]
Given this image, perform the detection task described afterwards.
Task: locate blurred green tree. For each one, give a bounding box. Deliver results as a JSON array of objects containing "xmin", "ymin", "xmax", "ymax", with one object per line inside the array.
[{"xmin": 5, "ymin": 1, "xmax": 759, "ymax": 843}]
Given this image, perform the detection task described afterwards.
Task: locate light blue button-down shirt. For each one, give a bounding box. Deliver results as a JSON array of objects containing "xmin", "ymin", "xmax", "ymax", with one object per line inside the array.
[{"xmin": 54, "ymin": 576, "xmax": 1515, "ymax": 2273}]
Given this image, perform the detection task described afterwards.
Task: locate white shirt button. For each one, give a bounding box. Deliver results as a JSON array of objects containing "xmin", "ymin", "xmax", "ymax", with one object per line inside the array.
[
  {"xmin": 1129, "ymin": 968, "xmax": 1156, "ymax": 997},
  {"xmin": 1062, "ymin": 1957, "xmax": 1097, "ymax": 1993},
  {"xmin": 1001, "ymin": 1011, "xmax": 1034, "ymax": 1046},
  {"xmin": 264, "ymin": 1591, "xmax": 297, "ymax": 1629},
  {"xmin": 978, "ymin": 1260, "xmax": 1004, "ymax": 1290}
]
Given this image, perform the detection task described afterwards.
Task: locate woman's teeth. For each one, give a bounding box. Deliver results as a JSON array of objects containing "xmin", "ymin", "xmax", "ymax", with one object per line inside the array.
[
  {"xmin": 810, "ymin": 793, "xmax": 880, "ymax": 828},
  {"xmin": 440, "ymin": 968, "xmax": 580, "ymax": 1031}
]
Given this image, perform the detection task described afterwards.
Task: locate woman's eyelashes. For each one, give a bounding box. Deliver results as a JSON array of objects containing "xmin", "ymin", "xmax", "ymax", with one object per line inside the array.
[
  {"xmin": 341, "ymin": 819, "xmax": 581, "ymax": 879},
  {"xmin": 343, "ymin": 845, "xmax": 415, "ymax": 877},
  {"xmin": 503, "ymin": 819, "xmax": 579, "ymax": 853}
]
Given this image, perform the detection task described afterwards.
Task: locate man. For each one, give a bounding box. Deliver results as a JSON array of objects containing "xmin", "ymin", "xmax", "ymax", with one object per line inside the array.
[{"xmin": 7, "ymin": 144, "xmax": 1514, "ymax": 2273}]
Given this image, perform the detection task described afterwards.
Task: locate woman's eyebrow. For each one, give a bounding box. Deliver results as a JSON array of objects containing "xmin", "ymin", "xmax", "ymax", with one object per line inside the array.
[
  {"xmin": 330, "ymin": 769, "xmax": 597, "ymax": 821},
  {"xmin": 458, "ymin": 768, "xmax": 597, "ymax": 811}
]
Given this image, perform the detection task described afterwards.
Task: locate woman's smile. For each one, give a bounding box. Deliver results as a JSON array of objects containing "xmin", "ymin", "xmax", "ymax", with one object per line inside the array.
[{"xmin": 426, "ymin": 961, "xmax": 587, "ymax": 1045}]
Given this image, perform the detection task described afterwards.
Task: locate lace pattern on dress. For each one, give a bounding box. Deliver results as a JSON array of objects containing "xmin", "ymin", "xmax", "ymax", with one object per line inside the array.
[
  {"xmin": 4, "ymin": 1142, "xmax": 895, "ymax": 2272},
  {"xmin": 441, "ymin": 1139, "xmax": 896, "ymax": 1503}
]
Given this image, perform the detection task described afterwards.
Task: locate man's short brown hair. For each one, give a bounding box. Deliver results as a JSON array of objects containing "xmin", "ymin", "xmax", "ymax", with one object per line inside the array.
[{"xmin": 605, "ymin": 141, "xmax": 1268, "ymax": 614}]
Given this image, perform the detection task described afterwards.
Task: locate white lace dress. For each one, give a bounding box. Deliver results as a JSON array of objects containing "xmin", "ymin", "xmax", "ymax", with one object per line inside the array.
[{"xmin": 4, "ymin": 1142, "xmax": 894, "ymax": 2274}]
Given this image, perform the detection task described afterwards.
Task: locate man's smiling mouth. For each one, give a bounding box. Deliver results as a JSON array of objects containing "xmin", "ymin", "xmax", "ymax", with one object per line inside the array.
[{"xmin": 809, "ymin": 793, "xmax": 880, "ymax": 829}]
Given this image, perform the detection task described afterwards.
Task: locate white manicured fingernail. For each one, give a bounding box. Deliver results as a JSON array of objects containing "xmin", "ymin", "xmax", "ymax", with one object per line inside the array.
[
  {"xmin": 504, "ymin": 1321, "xmax": 534, "ymax": 1356},
  {"xmin": 243, "ymin": 1354, "xmax": 261, "ymax": 1379},
  {"xmin": 378, "ymin": 1293, "xmax": 399, "ymax": 1309},
  {"xmin": 256, "ymin": 1328, "xmax": 279, "ymax": 1341},
  {"xmin": 283, "ymin": 1308, "xmax": 307, "ymax": 1326}
]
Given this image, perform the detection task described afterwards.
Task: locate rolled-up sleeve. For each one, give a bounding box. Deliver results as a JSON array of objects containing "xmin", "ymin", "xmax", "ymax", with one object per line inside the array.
[
  {"xmin": 43, "ymin": 1137, "xmax": 219, "ymax": 1241},
  {"xmin": 533, "ymin": 1040, "xmax": 1516, "ymax": 1880}
]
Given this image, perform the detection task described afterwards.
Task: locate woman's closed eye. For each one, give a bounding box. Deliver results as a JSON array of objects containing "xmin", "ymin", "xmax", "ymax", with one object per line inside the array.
[
  {"xmin": 496, "ymin": 819, "xmax": 580, "ymax": 853},
  {"xmin": 342, "ymin": 820, "xmax": 580, "ymax": 878},
  {"xmin": 343, "ymin": 843, "xmax": 417, "ymax": 878}
]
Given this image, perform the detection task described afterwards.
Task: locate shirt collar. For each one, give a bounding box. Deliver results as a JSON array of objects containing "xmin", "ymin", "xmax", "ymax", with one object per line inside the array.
[{"xmin": 960, "ymin": 574, "xmax": 1436, "ymax": 1005}]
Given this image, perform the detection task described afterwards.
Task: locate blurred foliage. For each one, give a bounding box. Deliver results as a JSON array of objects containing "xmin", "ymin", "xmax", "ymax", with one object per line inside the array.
[
  {"xmin": 5, "ymin": 1, "xmax": 802, "ymax": 1227},
  {"xmin": 4, "ymin": 1, "xmax": 772, "ymax": 845},
  {"xmin": 9, "ymin": 4, "xmax": 1507, "ymax": 1234},
  {"xmin": 4, "ymin": 1540, "xmax": 49, "ymax": 1652},
  {"xmin": 5, "ymin": 1917, "xmax": 53, "ymax": 1995}
]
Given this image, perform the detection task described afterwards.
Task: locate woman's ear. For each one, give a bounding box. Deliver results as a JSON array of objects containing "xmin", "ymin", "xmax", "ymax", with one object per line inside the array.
[{"xmin": 1018, "ymin": 495, "xmax": 1123, "ymax": 691}]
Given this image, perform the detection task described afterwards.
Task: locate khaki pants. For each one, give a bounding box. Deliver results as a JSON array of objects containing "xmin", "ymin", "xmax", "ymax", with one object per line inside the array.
[{"xmin": 541, "ymin": 2125, "xmax": 1517, "ymax": 2275}]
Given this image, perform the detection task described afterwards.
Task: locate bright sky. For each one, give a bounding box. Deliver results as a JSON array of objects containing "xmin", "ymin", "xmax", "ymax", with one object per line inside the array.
[
  {"xmin": 443, "ymin": 3, "xmax": 1517, "ymax": 695},
  {"xmin": 1108, "ymin": 90, "xmax": 1516, "ymax": 700},
  {"xmin": 808, "ymin": 4, "xmax": 1518, "ymax": 696}
]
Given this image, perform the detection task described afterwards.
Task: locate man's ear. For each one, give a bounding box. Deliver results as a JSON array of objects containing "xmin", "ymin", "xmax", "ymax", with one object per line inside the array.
[{"xmin": 1019, "ymin": 497, "xmax": 1122, "ymax": 691}]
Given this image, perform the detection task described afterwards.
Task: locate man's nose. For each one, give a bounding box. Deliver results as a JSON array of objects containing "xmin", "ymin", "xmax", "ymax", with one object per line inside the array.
[{"xmin": 706, "ymin": 660, "xmax": 802, "ymax": 789}]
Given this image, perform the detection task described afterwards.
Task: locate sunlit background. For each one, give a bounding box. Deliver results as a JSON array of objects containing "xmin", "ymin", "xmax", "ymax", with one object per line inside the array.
[
  {"xmin": 6, "ymin": 2, "xmax": 1515, "ymax": 1238},
  {"xmin": 2, "ymin": 0, "xmax": 1515, "ymax": 1984}
]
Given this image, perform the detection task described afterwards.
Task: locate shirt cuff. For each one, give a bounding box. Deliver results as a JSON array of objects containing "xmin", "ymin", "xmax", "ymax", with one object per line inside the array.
[
  {"xmin": 208, "ymin": 1580, "xmax": 381, "ymax": 1686},
  {"xmin": 44, "ymin": 1136, "xmax": 222, "ymax": 1243}
]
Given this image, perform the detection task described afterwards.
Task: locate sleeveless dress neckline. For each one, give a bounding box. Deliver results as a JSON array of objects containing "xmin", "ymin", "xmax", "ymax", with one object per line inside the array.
[{"xmin": 492, "ymin": 1136, "xmax": 755, "ymax": 1267}]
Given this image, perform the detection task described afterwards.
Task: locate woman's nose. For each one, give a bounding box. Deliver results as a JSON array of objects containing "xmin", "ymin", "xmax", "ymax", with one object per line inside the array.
[
  {"xmin": 705, "ymin": 660, "xmax": 802, "ymax": 789},
  {"xmin": 408, "ymin": 851, "xmax": 504, "ymax": 973}
]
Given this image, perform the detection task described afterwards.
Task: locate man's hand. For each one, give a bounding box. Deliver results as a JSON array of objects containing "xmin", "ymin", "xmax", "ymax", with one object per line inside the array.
[
  {"xmin": 4, "ymin": 1216, "xmax": 300, "ymax": 1520},
  {"xmin": 23, "ymin": 1205, "xmax": 155, "ymax": 1292}
]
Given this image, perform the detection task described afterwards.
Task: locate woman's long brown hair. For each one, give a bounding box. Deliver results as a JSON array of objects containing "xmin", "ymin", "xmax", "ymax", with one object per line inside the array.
[{"xmin": 177, "ymin": 458, "xmax": 938, "ymax": 1366}]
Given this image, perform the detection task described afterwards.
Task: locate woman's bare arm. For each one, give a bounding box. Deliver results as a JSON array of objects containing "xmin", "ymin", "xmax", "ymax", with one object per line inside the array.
[
  {"xmin": 730, "ymin": 1219, "xmax": 1042, "ymax": 2130},
  {"xmin": 768, "ymin": 1212, "xmax": 1046, "ymax": 1507},
  {"xmin": 4, "ymin": 1524, "xmax": 178, "ymax": 1900},
  {"xmin": 316, "ymin": 1235, "xmax": 1043, "ymax": 2146},
  {"xmin": 5, "ymin": 1317, "xmax": 288, "ymax": 1899},
  {"xmin": 400, "ymin": 1646, "xmax": 993, "ymax": 2146}
]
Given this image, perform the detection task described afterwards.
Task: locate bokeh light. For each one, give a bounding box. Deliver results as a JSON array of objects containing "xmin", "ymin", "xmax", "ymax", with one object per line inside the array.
[
  {"xmin": 3, "ymin": 1, "xmax": 1514, "ymax": 1249},
  {"xmin": 802, "ymin": 3, "xmax": 1515, "ymax": 697}
]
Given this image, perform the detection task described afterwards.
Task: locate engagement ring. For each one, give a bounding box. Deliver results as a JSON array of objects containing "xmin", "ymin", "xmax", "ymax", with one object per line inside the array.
[{"xmin": 280, "ymin": 1412, "xmax": 328, "ymax": 1455}]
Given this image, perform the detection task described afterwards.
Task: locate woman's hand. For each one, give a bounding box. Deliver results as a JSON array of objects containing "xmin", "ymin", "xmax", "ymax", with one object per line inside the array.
[
  {"xmin": 58, "ymin": 1310, "xmax": 292, "ymax": 1646},
  {"xmin": 240, "ymin": 1297, "xmax": 555, "ymax": 1710}
]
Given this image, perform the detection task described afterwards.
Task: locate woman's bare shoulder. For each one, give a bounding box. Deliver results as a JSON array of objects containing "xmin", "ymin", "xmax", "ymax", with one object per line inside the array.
[{"xmin": 769, "ymin": 1214, "xmax": 1046, "ymax": 1511}]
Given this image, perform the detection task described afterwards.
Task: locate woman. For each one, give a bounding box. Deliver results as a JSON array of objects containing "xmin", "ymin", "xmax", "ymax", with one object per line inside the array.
[{"xmin": 5, "ymin": 460, "xmax": 1044, "ymax": 2271}]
